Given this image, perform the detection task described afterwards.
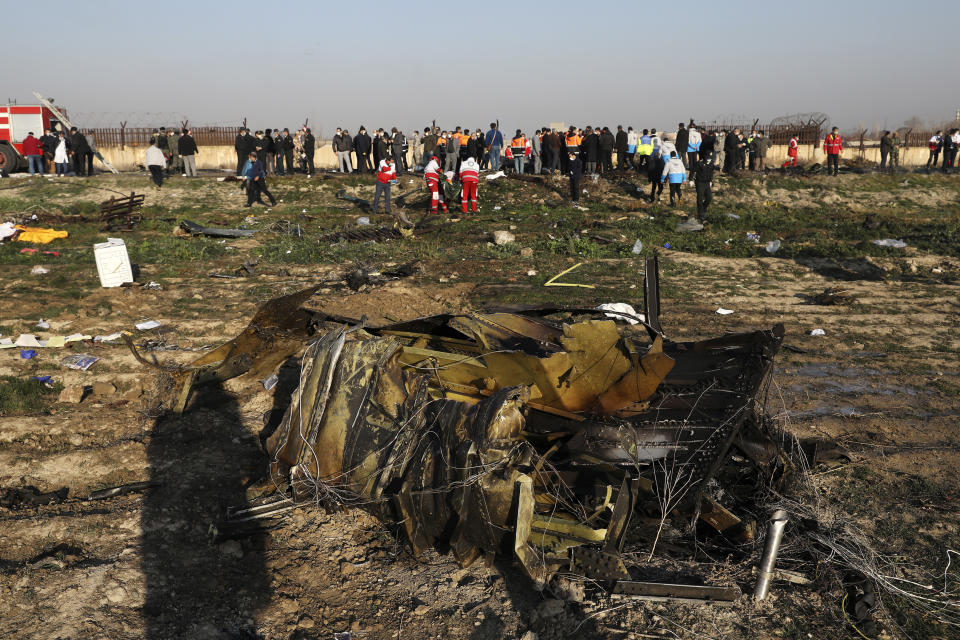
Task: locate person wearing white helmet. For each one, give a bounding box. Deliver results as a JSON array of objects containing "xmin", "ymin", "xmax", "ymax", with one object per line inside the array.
[{"xmin": 458, "ymin": 156, "xmax": 480, "ymax": 215}]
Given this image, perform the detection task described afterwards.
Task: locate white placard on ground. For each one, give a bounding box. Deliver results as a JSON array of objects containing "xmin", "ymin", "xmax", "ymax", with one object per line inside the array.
[{"xmin": 94, "ymin": 238, "xmax": 134, "ymax": 288}]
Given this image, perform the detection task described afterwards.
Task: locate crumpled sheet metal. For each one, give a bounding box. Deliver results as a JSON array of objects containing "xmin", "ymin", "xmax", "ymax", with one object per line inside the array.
[{"xmin": 265, "ymin": 301, "xmax": 783, "ymax": 586}]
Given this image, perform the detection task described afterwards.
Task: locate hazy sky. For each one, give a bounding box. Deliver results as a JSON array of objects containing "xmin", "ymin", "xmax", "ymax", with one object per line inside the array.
[{"xmin": 5, "ymin": 0, "xmax": 958, "ymax": 136}]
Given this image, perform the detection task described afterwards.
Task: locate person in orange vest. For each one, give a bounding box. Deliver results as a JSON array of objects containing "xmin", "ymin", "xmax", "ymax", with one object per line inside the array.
[
  {"xmin": 563, "ymin": 127, "xmax": 580, "ymax": 173},
  {"xmin": 823, "ymin": 127, "xmax": 842, "ymax": 176},
  {"xmin": 424, "ymin": 155, "xmax": 448, "ymax": 214},
  {"xmin": 458, "ymin": 155, "xmax": 480, "ymax": 215},
  {"xmin": 507, "ymin": 129, "xmax": 530, "ymax": 173}
]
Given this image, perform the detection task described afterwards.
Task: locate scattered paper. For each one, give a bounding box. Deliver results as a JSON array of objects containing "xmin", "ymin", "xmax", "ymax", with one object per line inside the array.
[
  {"xmin": 135, "ymin": 320, "xmax": 162, "ymax": 331},
  {"xmin": 61, "ymin": 354, "xmax": 100, "ymax": 371},
  {"xmin": 631, "ymin": 239, "xmax": 643, "ymax": 254},
  {"xmin": 0, "ymin": 221, "xmax": 17, "ymax": 240},
  {"xmin": 15, "ymin": 334, "xmax": 42, "ymax": 347},
  {"xmin": 31, "ymin": 265, "xmax": 49, "ymax": 275},
  {"xmin": 356, "ymin": 217, "xmax": 371, "ymax": 226},
  {"xmin": 485, "ymin": 171, "xmax": 506, "ymax": 181},
  {"xmin": 94, "ymin": 333, "xmax": 123, "ymax": 343},
  {"xmin": 810, "ymin": 328, "xmax": 826, "ymax": 336},
  {"xmin": 35, "ymin": 319, "xmax": 50, "ymax": 330},
  {"xmin": 716, "ymin": 308, "xmax": 734, "ymax": 315},
  {"xmin": 726, "ymin": 213, "xmax": 741, "ymax": 220},
  {"xmin": 45, "ymin": 336, "xmax": 66, "ymax": 348}
]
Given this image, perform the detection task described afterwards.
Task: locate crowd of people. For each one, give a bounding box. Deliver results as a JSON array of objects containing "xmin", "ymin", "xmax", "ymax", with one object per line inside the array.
[{"xmin": 19, "ymin": 127, "xmax": 98, "ymax": 177}]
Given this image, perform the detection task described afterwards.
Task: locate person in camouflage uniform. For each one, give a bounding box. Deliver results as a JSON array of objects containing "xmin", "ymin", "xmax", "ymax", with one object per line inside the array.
[
  {"xmin": 890, "ymin": 131, "xmax": 901, "ymax": 169},
  {"xmin": 167, "ymin": 130, "xmax": 182, "ymax": 176}
]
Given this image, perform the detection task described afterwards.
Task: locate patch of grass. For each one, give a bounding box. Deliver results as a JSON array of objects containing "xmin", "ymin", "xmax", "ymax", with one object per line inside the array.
[{"xmin": 0, "ymin": 376, "xmax": 63, "ymax": 416}]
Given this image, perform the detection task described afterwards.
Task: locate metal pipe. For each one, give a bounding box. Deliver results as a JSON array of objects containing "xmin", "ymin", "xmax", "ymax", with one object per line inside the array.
[{"xmin": 754, "ymin": 509, "xmax": 789, "ymax": 600}]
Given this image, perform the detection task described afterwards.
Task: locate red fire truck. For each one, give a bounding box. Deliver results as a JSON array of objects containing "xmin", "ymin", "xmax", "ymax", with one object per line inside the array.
[{"xmin": 0, "ymin": 102, "xmax": 65, "ymax": 172}]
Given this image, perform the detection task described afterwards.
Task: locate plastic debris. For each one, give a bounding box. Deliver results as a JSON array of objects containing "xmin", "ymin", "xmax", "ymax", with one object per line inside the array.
[
  {"xmin": 527, "ymin": 269, "xmax": 537, "ymax": 276},
  {"xmin": 61, "ymin": 354, "xmax": 100, "ymax": 371},
  {"xmin": 484, "ymin": 170, "xmax": 506, "ymax": 181},
  {"xmin": 0, "ymin": 221, "xmax": 16, "ymax": 241},
  {"xmin": 765, "ymin": 240, "xmax": 781, "ymax": 254},
  {"xmin": 94, "ymin": 333, "xmax": 123, "ymax": 343},
  {"xmin": 135, "ymin": 320, "xmax": 162, "ymax": 331},
  {"xmin": 493, "ymin": 205, "xmax": 502, "ymax": 210},
  {"xmin": 20, "ymin": 349, "xmax": 37, "ymax": 359},
  {"xmin": 597, "ymin": 302, "xmax": 645, "ymax": 325},
  {"xmin": 144, "ymin": 281, "xmax": 162, "ymax": 291},
  {"xmin": 871, "ymin": 239, "xmax": 907, "ymax": 248},
  {"xmin": 631, "ymin": 239, "xmax": 643, "ymax": 254},
  {"xmin": 30, "ymin": 265, "xmax": 49, "ymax": 275},
  {"xmin": 262, "ymin": 373, "xmax": 279, "ymax": 391},
  {"xmin": 716, "ymin": 308, "xmax": 734, "ymax": 315},
  {"xmin": 31, "ymin": 375, "xmax": 54, "ymax": 387},
  {"xmin": 664, "ymin": 243, "xmax": 672, "ymax": 249},
  {"xmin": 35, "ymin": 319, "xmax": 50, "ymax": 330},
  {"xmin": 746, "ymin": 232, "xmax": 760, "ymax": 242},
  {"xmin": 356, "ymin": 217, "xmax": 371, "ymax": 226},
  {"xmin": 726, "ymin": 213, "xmax": 741, "ymax": 220},
  {"xmin": 810, "ymin": 328, "xmax": 826, "ymax": 336}
]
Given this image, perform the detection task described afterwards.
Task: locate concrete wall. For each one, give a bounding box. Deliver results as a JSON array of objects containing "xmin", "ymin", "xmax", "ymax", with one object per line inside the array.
[{"xmin": 97, "ymin": 141, "xmax": 935, "ymax": 172}]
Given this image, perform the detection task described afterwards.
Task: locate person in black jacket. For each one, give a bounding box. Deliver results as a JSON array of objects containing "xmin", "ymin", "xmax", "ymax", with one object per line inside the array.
[
  {"xmin": 279, "ymin": 129, "xmax": 294, "ymax": 174},
  {"xmin": 178, "ymin": 128, "xmax": 199, "ymax": 177},
  {"xmin": 646, "ymin": 153, "xmax": 665, "ymax": 204},
  {"xmin": 69, "ymin": 127, "xmax": 89, "ymax": 176},
  {"xmin": 40, "ymin": 129, "xmax": 58, "ymax": 173},
  {"xmin": 262, "ymin": 129, "xmax": 274, "ymax": 174},
  {"xmin": 354, "ymin": 127, "xmax": 372, "ymax": 173},
  {"xmin": 723, "ymin": 128, "xmax": 740, "ymax": 174},
  {"xmin": 692, "ymin": 157, "xmax": 715, "ymax": 222},
  {"xmin": 303, "ymin": 128, "xmax": 315, "ymax": 176},
  {"xmin": 234, "ymin": 127, "xmax": 247, "ymax": 175},
  {"xmin": 374, "ymin": 131, "xmax": 388, "ymax": 168},
  {"xmin": 581, "ymin": 127, "xmax": 600, "ymax": 176},
  {"xmin": 615, "ymin": 125, "xmax": 629, "ymax": 169},
  {"xmin": 599, "ymin": 127, "xmax": 615, "ymax": 173},
  {"xmin": 675, "ymin": 123, "xmax": 688, "ymax": 167},
  {"xmin": 568, "ymin": 152, "xmax": 583, "ymax": 204}
]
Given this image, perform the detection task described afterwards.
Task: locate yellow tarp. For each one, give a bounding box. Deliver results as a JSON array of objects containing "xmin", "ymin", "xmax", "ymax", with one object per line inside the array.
[{"xmin": 15, "ymin": 225, "xmax": 69, "ymax": 244}]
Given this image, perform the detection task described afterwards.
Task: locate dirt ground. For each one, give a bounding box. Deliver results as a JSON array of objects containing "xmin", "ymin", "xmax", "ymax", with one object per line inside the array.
[{"xmin": 1, "ymin": 167, "xmax": 959, "ymax": 639}]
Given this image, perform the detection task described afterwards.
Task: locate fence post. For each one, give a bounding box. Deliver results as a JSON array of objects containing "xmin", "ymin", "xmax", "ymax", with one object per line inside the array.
[{"xmin": 120, "ymin": 121, "xmax": 126, "ymax": 150}]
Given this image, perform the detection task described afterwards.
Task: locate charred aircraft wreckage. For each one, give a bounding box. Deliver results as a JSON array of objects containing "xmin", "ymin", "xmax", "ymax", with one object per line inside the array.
[{"xmin": 132, "ymin": 257, "xmax": 787, "ymax": 603}]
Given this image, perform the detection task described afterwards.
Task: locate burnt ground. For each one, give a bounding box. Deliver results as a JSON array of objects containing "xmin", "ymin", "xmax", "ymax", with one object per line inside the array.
[{"xmin": 0, "ymin": 168, "xmax": 959, "ymax": 639}]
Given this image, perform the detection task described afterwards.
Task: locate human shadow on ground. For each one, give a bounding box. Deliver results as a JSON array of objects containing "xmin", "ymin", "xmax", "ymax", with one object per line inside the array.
[{"xmin": 142, "ymin": 381, "xmax": 270, "ymax": 639}]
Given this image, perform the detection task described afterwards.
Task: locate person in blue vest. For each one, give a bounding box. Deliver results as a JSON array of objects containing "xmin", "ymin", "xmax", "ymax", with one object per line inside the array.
[
  {"xmin": 660, "ymin": 151, "xmax": 687, "ymax": 206},
  {"xmin": 484, "ymin": 123, "xmax": 504, "ymax": 172}
]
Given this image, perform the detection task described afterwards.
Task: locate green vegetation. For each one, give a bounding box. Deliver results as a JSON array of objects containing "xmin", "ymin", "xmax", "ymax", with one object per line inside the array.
[{"xmin": 0, "ymin": 375, "xmax": 63, "ymax": 415}]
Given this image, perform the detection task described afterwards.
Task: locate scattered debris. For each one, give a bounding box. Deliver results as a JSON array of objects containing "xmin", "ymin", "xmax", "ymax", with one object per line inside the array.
[
  {"xmin": 544, "ymin": 262, "xmax": 594, "ymax": 288},
  {"xmin": 13, "ymin": 225, "xmax": 69, "ymax": 244},
  {"xmin": 810, "ymin": 287, "xmax": 855, "ymax": 305},
  {"xmin": 810, "ymin": 328, "xmax": 826, "ymax": 336},
  {"xmin": 134, "ymin": 320, "xmax": 162, "ymax": 331},
  {"xmin": 30, "ymin": 265, "xmax": 49, "ymax": 275},
  {"xmin": 596, "ymin": 302, "xmax": 645, "ymax": 325},
  {"xmin": 716, "ymin": 308, "xmax": 734, "ymax": 315},
  {"xmin": 61, "ymin": 354, "xmax": 100, "ymax": 371},
  {"xmin": 35, "ymin": 319, "xmax": 50, "ymax": 330},
  {"xmin": 631, "ymin": 239, "xmax": 643, "ymax": 254},
  {"xmin": 144, "ymin": 281, "xmax": 162, "ymax": 291},
  {"xmin": 178, "ymin": 220, "xmax": 257, "ymax": 238},
  {"xmin": 491, "ymin": 230, "xmax": 515, "ymax": 245},
  {"xmin": 261, "ymin": 373, "xmax": 279, "ymax": 391},
  {"xmin": 765, "ymin": 240, "xmax": 781, "ymax": 254},
  {"xmin": 20, "ymin": 349, "xmax": 37, "ymax": 359},
  {"xmin": 356, "ymin": 217, "xmax": 371, "ymax": 226},
  {"xmin": 754, "ymin": 510, "xmax": 788, "ymax": 600},
  {"xmin": 58, "ymin": 385, "xmax": 85, "ymax": 403},
  {"xmin": 871, "ymin": 238, "xmax": 907, "ymax": 248},
  {"xmin": 145, "ymin": 258, "xmax": 785, "ymax": 595},
  {"xmin": 485, "ymin": 171, "xmax": 506, "ymax": 181},
  {"xmin": 99, "ymin": 192, "xmax": 145, "ymax": 231},
  {"xmin": 94, "ymin": 238, "xmax": 134, "ymax": 288},
  {"xmin": 88, "ymin": 481, "xmax": 159, "ymax": 501},
  {"xmin": 726, "ymin": 213, "xmax": 741, "ymax": 220},
  {"xmin": 0, "ymin": 485, "xmax": 69, "ymax": 508},
  {"xmin": 677, "ymin": 219, "xmax": 704, "ymax": 232}
]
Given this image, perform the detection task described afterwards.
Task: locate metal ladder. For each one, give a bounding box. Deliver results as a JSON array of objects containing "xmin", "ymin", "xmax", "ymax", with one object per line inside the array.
[{"xmin": 33, "ymin": 91, "xmax": 120, "ymax": 174}]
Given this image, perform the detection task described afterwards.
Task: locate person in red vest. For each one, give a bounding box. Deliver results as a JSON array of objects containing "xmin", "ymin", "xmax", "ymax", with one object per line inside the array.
[
  {"xmin": 458, "ymin": 155, "xmax": 480, "ymax": 215},
  {"xmin": 22, "ymin": 132, "xmax": 44, "ymax": 176},
  {"xmin": 423, "ymin": 155, "xmax": 448, "ymax": 214},
  {"xmin": 823, "ymin": 127, "xmax": 842, "ymax": 176},
  {"xmin": 373, "ymin": 155, "xmax": 396, "ymax": 215},
  {"xmin": 783, "ymin": 134, "xmax": 799, "ymax": 168}
]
